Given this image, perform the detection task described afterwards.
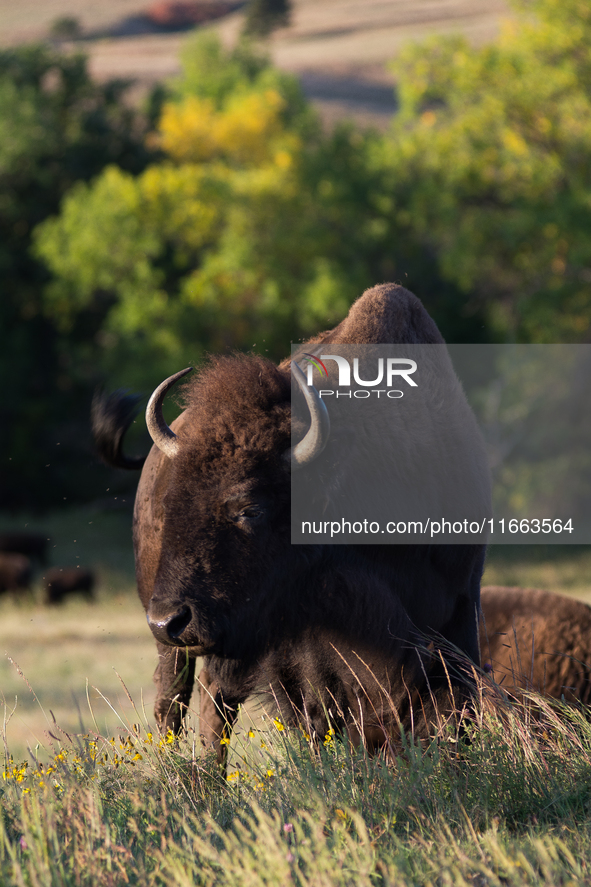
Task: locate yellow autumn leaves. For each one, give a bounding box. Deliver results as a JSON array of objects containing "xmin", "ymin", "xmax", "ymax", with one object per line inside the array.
[{"xmin": 154, "ymin": 88, "xmax": 299, "ymax": 169}]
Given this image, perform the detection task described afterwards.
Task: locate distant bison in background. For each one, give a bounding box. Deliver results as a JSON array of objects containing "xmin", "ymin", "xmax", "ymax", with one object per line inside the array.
[
  {"xmin": 0, "ymin": 531, "xmax": 49, "ymax": 565},
  {"xmin": 93, "ymin": 283, "xmax": 490, "ymax": 762},
  {"xmin": 480, "ymin": 586, "xmax": 591, "ymax": 704},
  {"xmin": 43, "ymin": 568, "xmax": 95, "ymax": 605},
  {"xmin": 0, "ymin": 553, "xmax": 33, "ymax": 595}
]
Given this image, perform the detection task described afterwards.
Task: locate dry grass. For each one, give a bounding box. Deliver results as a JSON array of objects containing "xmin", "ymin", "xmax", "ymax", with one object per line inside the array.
[
  {"xmin": 0, "ymin": 592, "xmax": 156, "ymax": 760},
  {"xmin": 1, "ymin": 509, "xmax": 591, "ymax": 882},
  {"xmin": 2, "ymin": 683, "xmax": 591, "ymax": 885},
  {"xmin": 0, "ymin": 508, "xmax": 153, "ymax": 758}
]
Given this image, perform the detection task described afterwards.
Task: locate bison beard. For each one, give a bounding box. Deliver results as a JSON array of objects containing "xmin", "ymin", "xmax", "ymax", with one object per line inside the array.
[{"xmin": 93, "ymin": 283, "xmax": 489, "ymax": 763}]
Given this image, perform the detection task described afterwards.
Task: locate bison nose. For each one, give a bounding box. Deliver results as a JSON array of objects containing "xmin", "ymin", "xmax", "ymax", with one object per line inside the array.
[{"xmin": 147, "ymin": 604, "xmax": 192, "ymax": 644}]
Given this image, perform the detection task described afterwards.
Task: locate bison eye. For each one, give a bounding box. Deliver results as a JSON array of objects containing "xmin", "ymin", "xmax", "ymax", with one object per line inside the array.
[
  {"xmin": 225, "ymin": 497, "xmax": 269, "ymax": 531},
  {"xmin": 237, "ymin": 506, "xmax": 264, "ymax": 522},
  {"xmin": 230, "ymin": 505, "xmax": 267, "ymax": 534}
]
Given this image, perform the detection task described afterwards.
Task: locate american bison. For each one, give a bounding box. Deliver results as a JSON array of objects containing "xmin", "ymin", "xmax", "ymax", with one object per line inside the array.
[
  {"xmin": 0, "ymin": 553, "xmax": 33, "ymax": 595},
  {"xmin": 43, "ymin": 568, "xmax": 95, "ymax": 605},
  {"xmin": 480, "ymin": 585, "xmax": 591, "ymax": 704},
  {"xmin": 93, "ymin": 283, "xmax": 490, "ymax": 760},
  {"xmin": 0, "ymin": 531, "xmax": 49, "ymax": 565}
]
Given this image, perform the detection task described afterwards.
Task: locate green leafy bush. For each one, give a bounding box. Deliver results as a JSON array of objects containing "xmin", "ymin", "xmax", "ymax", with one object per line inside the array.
[
  {"xmin": 385, "ymin": 0, "xmax": 591, "ymax": 341},
  {"xmin": 0, "ymin": 44, "xmax": 153, "ymax": 509},
  {"xmin": 34, "ymin": 35, "xmax": 408, "ymax": 389}
]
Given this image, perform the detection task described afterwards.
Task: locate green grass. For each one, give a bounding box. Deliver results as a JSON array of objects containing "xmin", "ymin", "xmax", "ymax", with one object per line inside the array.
[
  {"xmin": 0, "ymin": 593, "xmax": 157, "ymax": 760},
  {"xmin": 0, "ymin": 506, "xmax": 152, "ymax": 759},
  {"xmin": 1, "ymin": 507, "xmax": 591, "ymax": 883},
  {"xmin": 483, "ymin": 544, "xmax": 591, "ymax": 602},
  {"xmin": 2, "ymin": 691, "xmax": 591, "ymax": 886}
]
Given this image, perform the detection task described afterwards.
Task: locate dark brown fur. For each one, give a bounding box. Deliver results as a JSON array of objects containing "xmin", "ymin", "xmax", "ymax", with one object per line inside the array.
[
  {"xmin": 0, "ymin": 553, "xmax": 32, "ymax": 594},
  {"xmin": 43, "ymin": 567, "xmax": 95, "ymax": 605},
  {"xmin": 97, "ymin": 284, "xmax": 489, "ymax": 761},
  {"xmin": 480, "ymin": 586, "xmax": 591, "ymax": 704}
]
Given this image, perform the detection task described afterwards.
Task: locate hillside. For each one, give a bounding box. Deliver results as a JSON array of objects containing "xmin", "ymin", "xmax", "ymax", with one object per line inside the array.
[{"xmin": 0, "ymin": 0, "xmax": 510, "ymax": 127}]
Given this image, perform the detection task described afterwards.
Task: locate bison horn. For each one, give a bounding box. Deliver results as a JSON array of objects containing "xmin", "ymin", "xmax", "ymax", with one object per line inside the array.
[
  {"xmin": 146, "ymin": 367, "xmax": 193, "ymax": 458},
  {"xmin": 286, "ymin": 361, "xmax": 330, "ymax": 470}
]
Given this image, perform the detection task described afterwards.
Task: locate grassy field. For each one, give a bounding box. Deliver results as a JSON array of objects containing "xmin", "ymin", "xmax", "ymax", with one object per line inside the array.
[
  {"xmin": 1, "ymin": 507, "xmax": 591, "ymax": 883},
  {"xmin": 1, "ymin": 506, "xmax": 589, "ymax": 762},
  {"xmin": 484, "ymin": 544, "xmax": 591, "ymax": 604},
  {"xmin": 0, "ymin": 508, "xmax": 152, "ymax": 760},
  {"xmin": 2, "ymin": 685, "xmax": 591, "ymax": 885}
]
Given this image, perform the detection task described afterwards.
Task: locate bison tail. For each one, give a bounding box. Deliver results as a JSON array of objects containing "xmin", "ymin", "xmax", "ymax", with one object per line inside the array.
[{"xmin": 91, "ymin": 389, "xmax": 146, "ymax": 471}]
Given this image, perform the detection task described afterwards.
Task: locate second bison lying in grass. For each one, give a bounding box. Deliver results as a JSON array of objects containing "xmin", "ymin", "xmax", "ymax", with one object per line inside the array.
[{"xmin": 480, "ymin": 585, "xmax": 591, "ymax": 704}]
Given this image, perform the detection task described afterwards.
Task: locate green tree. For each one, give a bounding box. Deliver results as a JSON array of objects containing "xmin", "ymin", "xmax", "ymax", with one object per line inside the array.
[
  {"xmin": 34, "ymin": 33, "xmax": 476, "ymax": 410},
  {"xmin": 33, "ymin": 38, "xmax": 363, "ymax": 382},
  {"xmin": 385, "ymin": 0, "xmax": 591, "ymax": 341},
  {"xmin": 0, "ymin": 44, "xmax": 153, "ymax": 509},
  {"xmin": 243, "ymin": 0, "xmax": 291, "ymax": 38},
  {"xmin": 49, "ymin": 16, "xmax": 82, "ymax": 40}
]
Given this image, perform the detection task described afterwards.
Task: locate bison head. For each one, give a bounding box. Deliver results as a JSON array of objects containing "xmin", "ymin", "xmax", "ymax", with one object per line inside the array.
[{"xmin": 142, "ymin": 354, "xmax": 329, "ymax": 661}]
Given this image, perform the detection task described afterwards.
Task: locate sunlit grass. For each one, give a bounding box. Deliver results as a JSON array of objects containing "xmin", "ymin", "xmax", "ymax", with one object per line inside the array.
[
  {"xmin": 2, "ymin": 686, "xmax": 591, "ymax": 886},
  {"xmin": 1, "ymin": 509, "xmax": 591, "ymax": 882},
  {"xmin": 0, "ymin": 591, "xmax": 157, "ymax": 761}
]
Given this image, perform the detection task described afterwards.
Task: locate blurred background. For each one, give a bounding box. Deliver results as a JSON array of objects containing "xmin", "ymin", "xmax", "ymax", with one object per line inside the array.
[{"xmin": 1, "ymin": 0, "xmax": 591, "ymax": 757}]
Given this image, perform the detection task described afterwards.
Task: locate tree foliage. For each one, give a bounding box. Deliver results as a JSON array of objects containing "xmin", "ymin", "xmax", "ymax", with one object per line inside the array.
[
  {"xmin": 36, "ymin": 34, "xmax": 425, "ymax": 392},
  {"xmin": 243, "ymin": 0, "xmax": 291, "ymax": 38},
  {"xmin": 14, "ymin": 1, "xmax": 591, "ymax": 509},
  {"xmin": 385, "ymin": 0, "xmax": 591, "ymax": 341},
  {"xmin": 0, "ymin": 44, "xmax": 153, "ymax": 509}
]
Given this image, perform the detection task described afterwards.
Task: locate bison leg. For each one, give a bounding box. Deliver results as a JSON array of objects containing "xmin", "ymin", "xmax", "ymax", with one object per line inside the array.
[
  {"xmin": 198, "ymin": 665, "xmax": 241, "ymax": 768},
  {"xmin": 153, "ymin": 643, "xmax": 196, "ymax": 735}
]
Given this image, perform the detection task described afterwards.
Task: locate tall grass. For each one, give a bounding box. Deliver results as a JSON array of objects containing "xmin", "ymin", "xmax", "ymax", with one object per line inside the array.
[
  {"xmin": 2, "ymin": 686, "xmax": 591, "ymax": 886},
  {"xmin": 1, "ymin": 510, "xmax": 590, "ymax": 883}
]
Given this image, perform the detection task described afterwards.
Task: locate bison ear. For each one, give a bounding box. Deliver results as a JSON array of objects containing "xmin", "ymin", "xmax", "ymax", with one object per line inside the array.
[
  {"xmin": 146, "ymin": 367, "xmax": 193, "ymax": 458},
  {"xmin": 284, "ymin": 362, "xmax": 330, "ymax": 470}
]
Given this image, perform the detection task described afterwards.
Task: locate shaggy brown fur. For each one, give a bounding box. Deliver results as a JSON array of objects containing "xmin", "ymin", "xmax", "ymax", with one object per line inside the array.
[
  {"xmin": 297, "ymin": 282, "xmax": 445, "ymax": 349},
  {"xmin": 94, "ymin": 283, "xmax": 489, "ymax": 763},
  {"xmin": 0, "ymin": 553, "xmax": 32, "ymax": 594},
  {"xmin": 43, "ymin": 567, "xmax": 95, "ymax": 605},
  {"xmin": 480, "ymin": 586, "xmax": 591, "ymax": 704}
]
